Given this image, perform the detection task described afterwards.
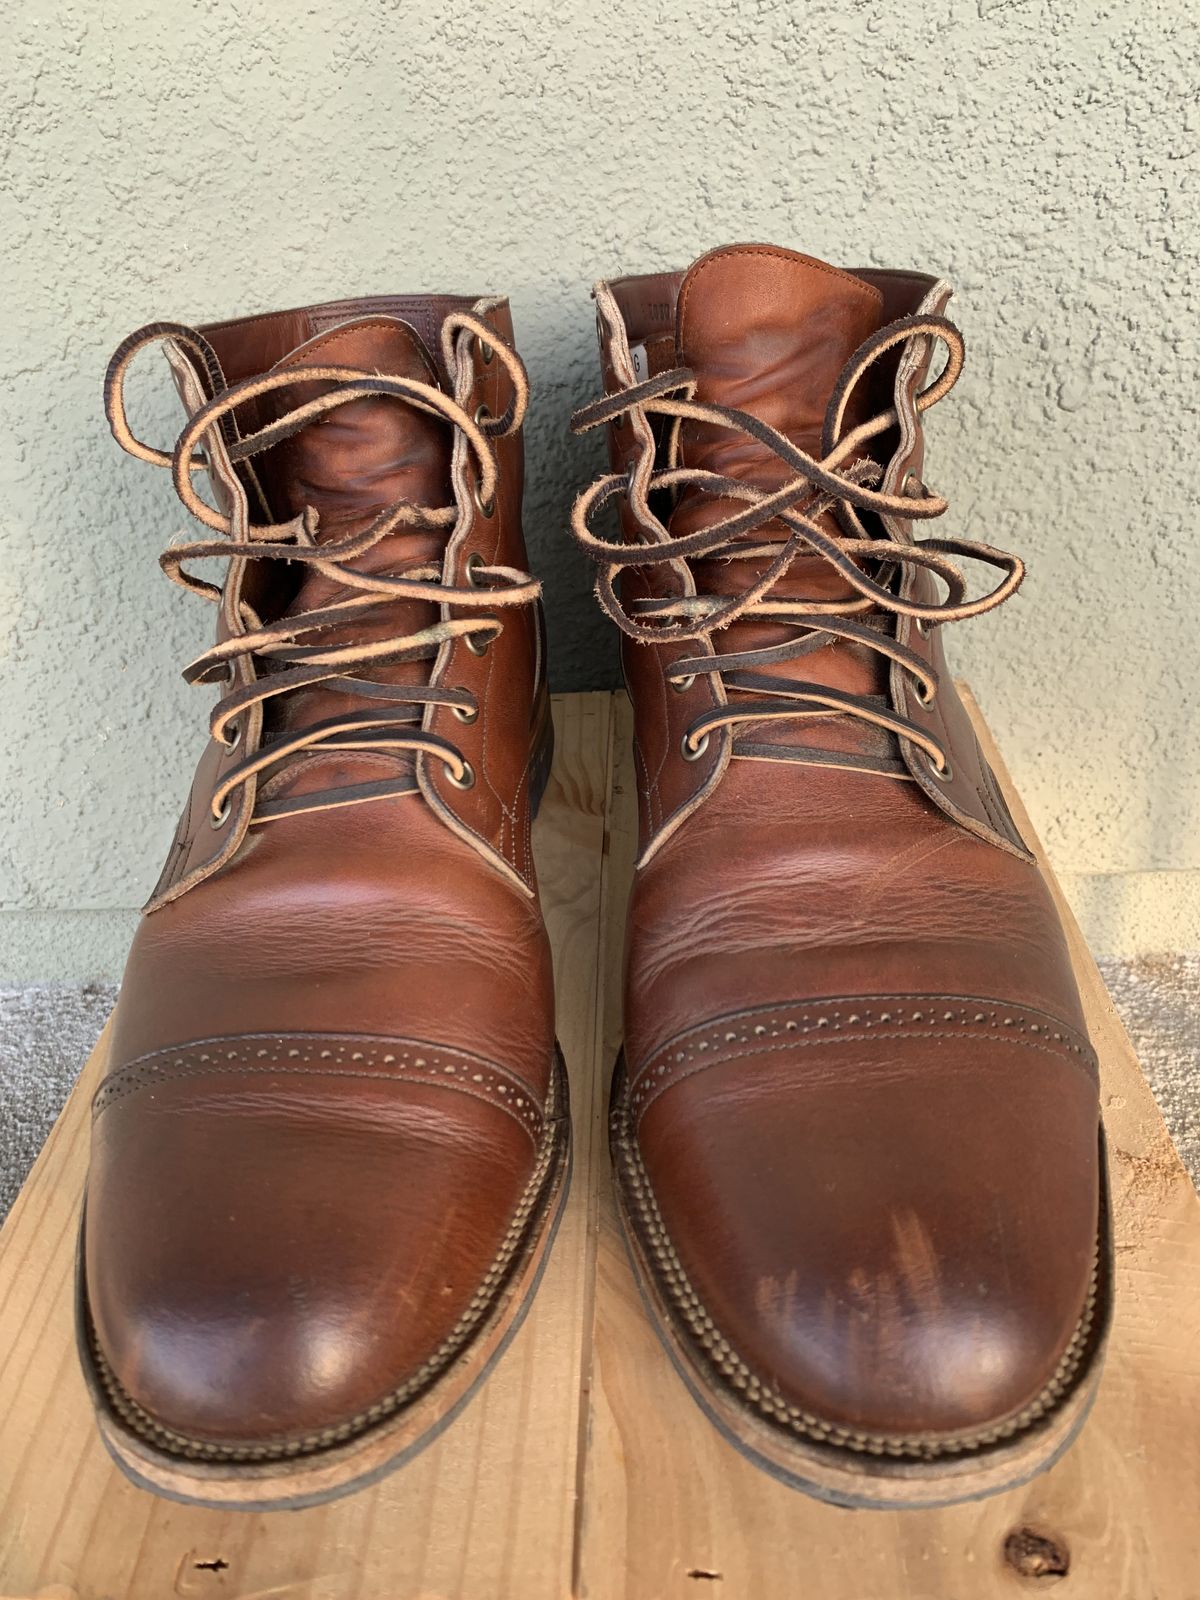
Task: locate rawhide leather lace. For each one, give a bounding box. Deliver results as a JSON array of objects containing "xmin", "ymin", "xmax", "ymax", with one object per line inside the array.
[
  {"xmin": 104, "ymin": 314, "xmax": 538, "ymax": 824},
  {"xmin": 571, "ymin": 315, "xmax": 1022, "ymax": 778}
]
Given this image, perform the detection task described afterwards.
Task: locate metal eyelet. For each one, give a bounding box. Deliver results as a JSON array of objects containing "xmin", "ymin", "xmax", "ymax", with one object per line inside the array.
[
  {"xmin": 210, "ymin": 796, "xmax": 231, "ymax": 829},
  {"xmin": 913, "ymin": 677, "xmax": 936, "ymax": 708},
  {"xmin": 930, "ymin": 754, "xmax": 953, "ymax": 782},
  {"xmin": 220, "ymin": 718, "xmax": 242, "ymax": 750},
  {"xmin": 445, "ymin": 759, "xmax": 475, "ymax": 790},
  {"xmin": 671, "ymin": 672, "xmax": 695, "ymax": 693},
  {"xmin": 465, "ymin": 551, "xmax": 485, "ymax": 587},
  {"xmin": 476, "ymin": 334, "xmax": 494, "ymax": 366},
  {"xmin": 681, "ymin": 730, "xmax": 710, "ymax": 762},
  {"xmin": 915, "ymin": 617, "xmax": 931, "ymax": 638},
  {"xmin": 466, "ymin": 628, "xmax": 492, "ymax": 657},
  {"xmin": 451, "ymin": 697, "xmax": 479, "ymax": 724},
  {"xmin": 474, "ymin": 402, "xmax": 491, "ymax": 426}
]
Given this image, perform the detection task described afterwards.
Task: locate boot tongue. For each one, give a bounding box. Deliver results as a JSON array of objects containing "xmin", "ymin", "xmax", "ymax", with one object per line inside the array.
[
  {"xmin": 668, "ymin": 245, "xmax": 890, "ymax": 755},
  {"xmin": 671, "ymin": 244, "xmax": 884, "ymax": 541},
  {"xmin": 233, "ymin": 315, "xmax": 454, "ymax": 800},
  {"xmin": 260, "ymin": 316, "xmax": 450, "ymax": 530},
  {"xmin": 262, "ymin": 316, "xmax": 451, "ymax": 635}
]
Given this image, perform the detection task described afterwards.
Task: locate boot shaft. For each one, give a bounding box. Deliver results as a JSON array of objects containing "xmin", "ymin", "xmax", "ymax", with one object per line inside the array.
[
  {"xmin": 577, "ymin": 243, "xmax": 1027, "ymax": 864},
  {"xmin": 105, "ymin": 294, "xmax": 549, "ymax": 910}
]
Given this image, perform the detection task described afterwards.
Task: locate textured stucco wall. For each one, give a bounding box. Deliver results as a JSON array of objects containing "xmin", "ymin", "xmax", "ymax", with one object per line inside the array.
[{"xmin": 2, "ymin": 0, "xmax": 1196, "ymax": 978}]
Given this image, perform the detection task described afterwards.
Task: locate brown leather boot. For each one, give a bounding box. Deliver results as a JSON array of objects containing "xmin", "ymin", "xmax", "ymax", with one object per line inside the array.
[
  {"xmin": 81, "ymin": 296, "xmax": 568, "ymax": 1507},
  {"xmin": 572, "ymin": 244, "xmax": 1110, "ymax": 1507}
]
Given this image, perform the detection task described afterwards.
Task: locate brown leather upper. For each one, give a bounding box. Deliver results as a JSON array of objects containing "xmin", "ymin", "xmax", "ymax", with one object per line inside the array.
[
  {"xmin": 578, "ymin": 245, "xmax": 1103, "ymax": 1451},
  {"xmin": 85, "ymin": 296, "xmax": 557, "ymax": 1454}
]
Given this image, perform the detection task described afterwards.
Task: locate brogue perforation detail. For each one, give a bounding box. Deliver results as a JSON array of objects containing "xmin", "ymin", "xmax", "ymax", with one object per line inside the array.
[
  {"xmin": 629, "ymin": 996, "xmax": 1098, "ymax": 1126},
  {"xmin": 94, "ymin": 1034, "xmax": 545, "ymax": 1142}
]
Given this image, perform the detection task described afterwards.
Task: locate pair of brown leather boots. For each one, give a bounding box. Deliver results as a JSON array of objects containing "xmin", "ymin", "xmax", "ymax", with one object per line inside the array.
[{"xmin": 81, "ymin": 244, "xmax": 1110, "ymax": 1511}]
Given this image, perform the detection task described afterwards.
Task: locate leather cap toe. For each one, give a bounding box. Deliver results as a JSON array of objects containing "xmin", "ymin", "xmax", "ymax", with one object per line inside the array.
[
  {"xmin": 85, "ymin": 1036, "xmax": 540, "ymax": 1452},
  {"xmin": 632, "ymin": 1004, "xmax": 1102, "ymax": 1443}
]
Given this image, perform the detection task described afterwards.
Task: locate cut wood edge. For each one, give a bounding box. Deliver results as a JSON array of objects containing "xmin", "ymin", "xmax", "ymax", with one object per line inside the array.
[{"xmin": 960, "ymin": 680, "xmax": 1200, "ymax": 1203}]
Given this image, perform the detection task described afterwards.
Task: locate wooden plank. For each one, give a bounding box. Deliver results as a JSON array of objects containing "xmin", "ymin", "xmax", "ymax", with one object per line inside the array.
[
  {"xmin": 576, "ymin": 688, "xmax": 1200, "ymax": 1600},
  {"xmin": 2, "ymin": 687, "xmax": 1198, "ymax": 1600},
  {"xmin": 0, "ymin": 691, "xmax": 616, "ymax": 1600}
]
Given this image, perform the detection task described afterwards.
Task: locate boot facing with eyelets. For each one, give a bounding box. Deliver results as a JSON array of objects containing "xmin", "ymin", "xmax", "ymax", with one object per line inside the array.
[
  {"xmin": 573, "ymin": 243, "xmax": 1110, "ymax": 1507},
  {"xmin": 80, "ymin": 295, "xmax": 567, "ymax": 1507}
]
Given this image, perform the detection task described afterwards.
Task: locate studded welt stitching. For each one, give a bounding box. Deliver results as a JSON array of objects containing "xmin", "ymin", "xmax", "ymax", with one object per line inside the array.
[
  {"xmin": 91, "ymin": 1058, "xmax": 568, "ymax": 1464},
  {"xmin": 611, "ymin": 1075, "xmax": 1101, "ymax": 1460},
  {"xmin": 629, "ymin": 1000, "xmax": 1097, "ymax": 1126},
  {"xmin": 94, "ymin": 1038, "xmax": 544, "ymax": 1143}
]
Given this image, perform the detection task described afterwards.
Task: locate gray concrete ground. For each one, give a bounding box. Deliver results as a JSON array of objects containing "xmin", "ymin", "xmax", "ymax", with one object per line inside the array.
[
  {"xmin": 1096, "ymin": 952, "xmax": 1200, "ymax": 1183},
  {"xmin": 1, "ymin": 982, "xmax": 117, "ymax": 1219},
  {"xmin": 1, "ymin": 960, "xmax": 1196, "ymax": 1221}
]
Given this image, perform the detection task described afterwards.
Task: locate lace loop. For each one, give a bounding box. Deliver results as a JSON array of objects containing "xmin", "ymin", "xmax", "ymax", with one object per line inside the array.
[
  {"xmin": 105, "ymin": 315, "xmax": 537, "ymax": 824},
  {"xmin": 570, "ymin": 313, "xmax": 1023, "ymax": 777}
]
